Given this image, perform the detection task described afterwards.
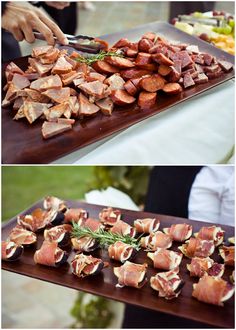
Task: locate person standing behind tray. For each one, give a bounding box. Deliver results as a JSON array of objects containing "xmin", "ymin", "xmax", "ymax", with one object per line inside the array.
[
  {"xmin": 122, "ymin": 165, "xmax": 234, "ymax": 329},
  {"xmin": 1, "ymin": 1, "xmax": 77, "ymax": 61}
]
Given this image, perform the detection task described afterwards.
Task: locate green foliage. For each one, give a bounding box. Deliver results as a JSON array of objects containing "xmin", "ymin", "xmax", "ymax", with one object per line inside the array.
[
  {"xmin": 91, "ymin": 166, "xmax": 151, "ymax": 206},
  {"xmin": 76, "ymin": 50, "xmax": 123, "ymax": 66},
  {"xmin": 70, "ymin": 292, "xmax": 114, "ymax": 328}
]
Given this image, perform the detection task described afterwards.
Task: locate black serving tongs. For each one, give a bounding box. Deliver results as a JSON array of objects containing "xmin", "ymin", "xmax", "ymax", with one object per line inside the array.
[{"xmin": 33, "ymin": 31, "xmax": 107, "ymax": 53}]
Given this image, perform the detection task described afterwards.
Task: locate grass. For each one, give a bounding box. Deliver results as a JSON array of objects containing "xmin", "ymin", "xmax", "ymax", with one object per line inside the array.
[{"xmin": 2, "ymin": 166, "xmax": 95, "ymax": 222}]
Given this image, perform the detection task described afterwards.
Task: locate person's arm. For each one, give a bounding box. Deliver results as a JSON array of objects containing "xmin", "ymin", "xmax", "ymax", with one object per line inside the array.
[{"xmin": 1, "ymin": 1, "xmax": 68, "ymax": 45}]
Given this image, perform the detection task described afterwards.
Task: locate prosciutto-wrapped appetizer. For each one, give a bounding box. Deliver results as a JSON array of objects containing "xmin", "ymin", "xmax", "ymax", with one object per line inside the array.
[
  {"xmin": 150, "ymin": 267, "xmax": 184, "ymax": 300},
  {"xmin": 163, "ymin": 223, "xmax": 192, "ymax": 242},
  {"xmin": 179, "ymin": 237, "xmax": 215, "ymax": 258},
  {"xmin": 34, "ymin": 241, "xmax": 68, "ymax": 266},
  {"xmin": 99, "ymin": 207, "xmax": 122, "ymax": 226},
  {"xmin": 113, "ymin": 261, "xmax": 148, "ymax": 288},
  {"xmin": 64, "ymin": 208, "xmax": 88, "ymax": 224},
  {"xmin": 140, "ymin": 231, "xmax": 172, "ymax": 250},
  {"xmin": 43, "ymin": 196, "xmax": 67, "ymax": 212},
  {"xmin": 219, "ymin": 246, "xmax": 235, "ymax": 266},
  {"xmin": 133, "ymin": 218, "xmax": 160, "ymax": 234},
  {"xmin": 195, "ymin": 226, "xmax": 224, "ymax": 246},
  {"xmin": 110, "ymin": 220, "xmax": 136, "ymax": 238},
  {"xmin": 108, "ymin": 241, "xmax": 136, "ymax": 263},
  {"xmin": 2, "ymin": 241, "xmax": 23, "ymax": 261},
  {"xmin": 71, "ymin": 236, "xmax": 99, "ymax": 252},
  {"xmin": 192, "ymin": 275, "xmax": 235, "ymax": 306},
  {"xmin": 44, "ymin": 224, "xmax": 72, "ymax": 248},
  {"xmin": 81, "ymin": 218, "xmax": 104, "ymax": 231},
  {"xmin": 147, "ymin": 248, "xmax": 183, "ymax": 270},
  {"xmin": 9, "ymin": 226, "xmax": 37, "ymax": 245},
  {"xmin": 228, "ymin": 237, "xmax": 235, "ymax": 245},
  {"xmin": 71, "ymin": 253, "xmax": 105, "ymax": 278},
  {"xmin": 187, "ymin": 257, "xmax": 224, "ymax": 278}
]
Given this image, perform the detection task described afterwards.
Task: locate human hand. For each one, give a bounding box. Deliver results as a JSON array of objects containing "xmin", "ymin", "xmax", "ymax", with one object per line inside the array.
[
  {"xmin": 45, "ymin": 2, "xmax": 70, "ymax": 10},
  {"xmin": 2, "ymin": 2, "xmax": 68, "ymax": 45}
]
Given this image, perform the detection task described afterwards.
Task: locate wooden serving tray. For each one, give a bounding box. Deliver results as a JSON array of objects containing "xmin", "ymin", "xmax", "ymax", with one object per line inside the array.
[
  {"xmin": 2, "ymin": 200, "xmax": 235, "ymax": 328},
  {"xmin": 2, "ymin": 22, "xmax": 235, "ymax": 164}
]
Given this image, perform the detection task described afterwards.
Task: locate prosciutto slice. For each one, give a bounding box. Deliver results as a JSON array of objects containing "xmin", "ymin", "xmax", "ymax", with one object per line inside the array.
[
  {"xmin": 179, "ymin": 237, "xmax": 215, "ymax": 258},
  {"xmin": 64, "ymin": 208, "xmax": 88, "ymax": 224},
  {"xmin": 44, "ymin": 224, "xmax": 72, "ymax": 247},
  {"xmin": 71, "ymin": 236, "xmax": 98, "ymax": 252},
  {"xmin": 17, "ymin": 208, "xmax": 48, "ymax": 232},
  {"xmin": 2, "ymin": 241, "xmax": 23, "ymax": 261},
  {"xmin": 34, "ymin": 241, "xmax": 67, "ymax": 266},
  {"xmin": 150, "ymin": 267, "xmax": 184, "ymax": 299},
  {"xmin": 113, "ymin": 261, "xmax": 148, "ymax": 288},
  {"xmin": 163, "ymin": 223, "xmax": 192, "ymax": 242},
  {"xmin": 110, "ymin": 220, "xmax": 136, "ymax": 238},
  {"xmin": 219, "ymin": 246, "xmax": 235, "ymax": 266},
  {"xmin": 140, "ymin": 231, "xmax": 172, "ymax": 250},
  {"xmin": 195, "ymin": 226, "xmax": 224, "ymax": 246},
  {"xmin": 192, "ymin": 275, "xmax": 235, "ymax": 306},
  {"xmin": 71, "ymin": 253, "xmax": 104, "ymax": 278},
  {"xmin": 43, "ymin": 196, "xmax": 67, "ymax": 212},
  {"xmin": 147, "ymin": 248, "xmax": 182, "ymax": 270},
  {"xmin": 187, "ymin": 257, "xmax": 224, "ymax": 278},
  {"xmin": 133, "ymin": 218, "xmax": 160, "ymax": 234},
  {"xmin": 108, "ymin": 241, "xmax": 135, "ymax": 263},
  {"xmin": 99, "ymin": 207, "xmax": 122, "ymax": 226},
  {"xmin": 9, "ymin": 226, "xmax": 37, "ymax": 245}
]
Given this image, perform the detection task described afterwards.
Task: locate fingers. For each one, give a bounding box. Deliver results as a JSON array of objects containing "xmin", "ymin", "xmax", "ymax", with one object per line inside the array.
[
  {"xmin": 11, "ymin": 26, "xmax": 24, "ymax": 42},
  {"xmin": 37, "ymin": 12, "xmax": 68, "ymax": 45},
  {"xmin": 45, "ymin": 2, "xmax": 70, "ymax": 10},
  {"xmin": 21, "ymin": 21, "xmax": 35, "ymax": 43}
]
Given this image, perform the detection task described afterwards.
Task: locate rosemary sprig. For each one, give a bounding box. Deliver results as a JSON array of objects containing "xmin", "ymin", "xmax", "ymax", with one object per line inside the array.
[
  {"xmin": 71, "ymin": 222, "xmax": 141, "ymax": 250},
  {"xmin": 75, "ymin": 50, "xmax": 124, "ymax": 66}
]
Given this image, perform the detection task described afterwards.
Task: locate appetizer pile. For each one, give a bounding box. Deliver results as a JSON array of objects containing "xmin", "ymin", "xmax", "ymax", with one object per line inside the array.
[
  {"xmin": 2, "ymin": 31, "xmax": 233, "ymax": 139},
  {"xmin": 2, "ymin": 196, "xmax": 235, "ymax": 307}
]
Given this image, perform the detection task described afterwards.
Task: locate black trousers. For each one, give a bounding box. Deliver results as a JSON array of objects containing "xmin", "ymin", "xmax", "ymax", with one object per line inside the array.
[
  {"xmin": 122, "ymin": 166, "xmax": 212, "ymax": 329},
  {"xmin": 2, "ymin": 2, "xmax": 77, "ymax": 62}
]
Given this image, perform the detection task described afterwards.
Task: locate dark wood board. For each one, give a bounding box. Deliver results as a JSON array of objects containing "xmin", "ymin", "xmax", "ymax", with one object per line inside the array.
[
  {"xmin": 2, "ymin": 200, "xmax": 235, "ymax": 328},
  {"xmin": 2, "ymin": 22, "xmax": 235, "ymax": 164}
]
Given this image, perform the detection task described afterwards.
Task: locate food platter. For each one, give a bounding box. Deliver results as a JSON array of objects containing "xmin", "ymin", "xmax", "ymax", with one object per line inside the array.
[
  {"xmin": 2, "ymin": 199, "xmax": 234, "ymax": 328},
  {"xmin": 2, "ymin": 22, "xmax": 235, "ymax": 164}
]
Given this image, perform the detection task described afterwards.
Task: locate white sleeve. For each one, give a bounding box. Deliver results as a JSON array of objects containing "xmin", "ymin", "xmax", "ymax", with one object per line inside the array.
[{"xmin": 188, "ymin": 166, "xmax": 235, "ymax": 226}]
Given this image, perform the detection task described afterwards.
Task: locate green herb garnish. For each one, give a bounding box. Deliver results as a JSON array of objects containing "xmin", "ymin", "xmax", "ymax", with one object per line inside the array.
[
  {"xmin": 75, "ymin": 50, "xmax": 124, "ymax": 66},
  {"xmin": 71, "ymin": 222, "xmax": 141, "ymax": 250}
]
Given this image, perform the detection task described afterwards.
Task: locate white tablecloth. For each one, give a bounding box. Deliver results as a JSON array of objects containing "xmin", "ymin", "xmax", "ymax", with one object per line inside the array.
[{"xmin": 52, "ymin": 80, "xmax": 235, "ymax": 165}]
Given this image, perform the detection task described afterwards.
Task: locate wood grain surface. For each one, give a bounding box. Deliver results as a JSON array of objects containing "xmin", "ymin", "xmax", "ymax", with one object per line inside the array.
[
  {"xmin": 2, "ymin": 200, "xmax": 235, "ymax": 328},
  {"xmin": 2, "ymin": 22, "xmax": 235, "ymax": 164}
]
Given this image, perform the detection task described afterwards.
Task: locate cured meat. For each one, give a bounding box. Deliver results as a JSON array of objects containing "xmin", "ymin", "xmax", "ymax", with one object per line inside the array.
[
  {"xmin": 87, "ymin": 72, "xmax": 106, "ymax": 83},
  {"xmin": 152, "ymin": 53, "xmax": 174, "ymax": 66},
  {"xmin": 71, "ymin": 253, "xmax": 105, "ymax": 278},
  {"xmin": 34, "ymin": 241, "xmax": 68, "ymax": 266},
  {"xmin": 9, "ymin": 226, "xmax": 37, "ymax": 245},
  {"xmin": 96, "ymin": 97, "xmax": 114, "ymax": 115},
  {"xmin": 219, "ymin": 246, "xmax": 235, "ymax": 266},
  {"xmin": 12, "ymin": 73, "xmax": 30, "ymax": 89},
  {"xmin": 71, "ymin": 236, "xmax": 99, "ymax": 252},
  {"xmin": 43, "ymin": 196, "xmax": 67, "ymax": 212},
  {"xmin": 106, "ymin": 56, "xmax": 135, "ymax": 68},
  {"xmin": 32, "ymin": 45, "xmax": 53, "ymax": 58},
  {"xmin": 158, "ymin": 64, "xmax": 172, "ymax": 76},
  {"xmin": 110, "ymin": 89, "xmax": 136, "ymax": 106},
  {"xmin": 183, "ymin": 72, "xmax": 195, "ymax": 88},
  {"xmin": 21, "ymin": 101, "xmax": 50, "ymax": 124},
  {"xmin": 41, "ymin": 121, "xmax": 72, "ymax": 139},
  {"xmin": 192, "ymin": 275, "xmax": 234, "ymax": 306},
  {"xmin": 140, "ymin": 74, "xmax": 166, "ymax": 92},
  {"xmin": 99, "ymin": 207, "xmax": 122, "ymax": 226},
  {"xmin": 78, "ymin": 93, "xmax": 100, "ymax": 116},
  {"xmin": 17, "ymin": 209, "xmax": 48, "ymax": 232},
  {"xmin": 195, "ymin": 226, "xmax": 224, "ymax": 246},
  {"xmin": 135, "ymin": 52, "xmax": 152, "ymax": 66},
  {"xmin": 30, "ymin": 74, "xmax": 62, "ymax": 91},
  {"xmin": 64, "ymin": 208, "xmax": 88, "ymax": 224},
  {"xmin": 179, "ymin": 237, "xmax": 215, "ymax": 258},
  {"xmin": 114, "ymin": 261, "xmax": 148, "ymax": 288},
  {"xmin": 218, "ymin": 60, "xmax": 233, "ymax": 72},
  {"xmin": 140, "ymin": 231, "xmax": 172, "ymax": 250},
  {"xmin": 28, "ymin": 58, "xmax": 53, "ymax": 76},
  {"xmin": 2, "ymin": 241, "xmax": 23, "ymax": 261},
  {"xmin": 5, "ymin": 62, "xmax": 24, "ymax": 82},
  {"xmin": 52, "ymin": 56, "xmax": 73, "ymax": 74},
  {"xmin": 162, "ymin": 82, "xmax": 182, "ymax": 94},
  {"xmin": 138, "ymin": 91, "xmax": 157, "ymax": 109},
  {"xmin": 44, "ymin": 224, "xmax": 72, "ymax": 247},
  {"xmin": 105, "ymin": 73, "xmax": 125, "ymax": 90},
  {"xmin": 124, "ymin": 80, "xmax": 138, "ymax": 96},
  {"xmin": 163, "ymin": 223, "xmax": 192, "ymax": 242},
  {"xmin": 80, "ymin": 218, "xmax": 104, "ymax": 232},
  {"xmin": 23, "ymin": 88, "xmax": 50, "ymax": 103},
  {"xmin": 44, "ymin": 102, "xmax": 69, "ymax": 121},
  {"xmin": 133, "ymin": 218, "xmax": 160, "ymax": 234},
  {"xmin": 120, "ymin": 68, "xmax": 151, "ymax": 80},
  {"xmin": 79, "ymin": 81, "xmax": 107, "ymax": 98},
  {"xmin": 108, "ymin": 241, "xmax": 135, "ymax": 263},
  {"xmin": 42, "ymin": 87, "xmax": 70, "ymax": 103},
  {"xmin": 150, "ymin": 267, "xmax": 184, "ymax": 299},
  {"xmin": 92, "ymin": 60, "xmax": 119, "ymax": 74},
  {"xmin": 110, "ymin": 220, "xmax": 136, "ymax": 238},
  {"xmin": 147, "ymin": 248, "xmax": 183, "ymax": 270},
  {"xmin": 138, "ymin": 38, "xmax": 153, "ymax": 52},
  {"xmin": 187, "ymin": 257, "xmax": 224, "ymax": 278}
]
